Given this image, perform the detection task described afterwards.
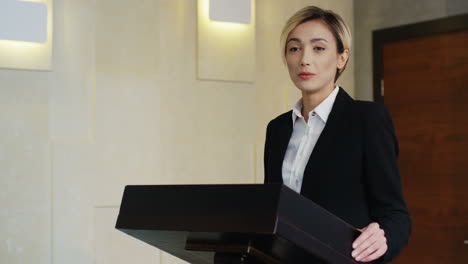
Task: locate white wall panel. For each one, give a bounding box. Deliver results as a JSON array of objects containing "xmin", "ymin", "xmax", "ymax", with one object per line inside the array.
[
  {"xmin": 94, "ymin": 207, "xmax": 160, "ymax": 264},
  {"xmin": 96, "ymin": 0, "xmax": 159, "ymax": 77},
  {"xmin": 0, "ymin": 70, "xmax": 51, "ymax": 264},
  {"xmin": 48, "ymin": 0, "xmax": 95, "ymax": 140}
]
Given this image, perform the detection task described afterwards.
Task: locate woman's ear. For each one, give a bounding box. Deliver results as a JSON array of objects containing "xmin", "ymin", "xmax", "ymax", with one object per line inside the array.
[{"xmin": 337, "ymin": 49, "xmax": 350, "ymax": 70}]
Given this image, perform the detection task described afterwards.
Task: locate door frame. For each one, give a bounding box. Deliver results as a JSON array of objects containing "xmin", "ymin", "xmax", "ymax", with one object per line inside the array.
[{"xmin": 372, "ymin": 13, "xmax": 468, "ymax": 102}]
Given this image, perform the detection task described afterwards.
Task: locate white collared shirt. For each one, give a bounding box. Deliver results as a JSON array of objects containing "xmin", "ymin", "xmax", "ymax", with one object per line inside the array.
[{"xmin": 282, "ymin": 86, "xmax": 340, "ymax": 193}]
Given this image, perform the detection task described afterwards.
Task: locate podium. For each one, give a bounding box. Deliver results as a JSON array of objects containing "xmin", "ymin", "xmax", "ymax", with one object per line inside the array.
[{"xmin": 115, "ymin": 184, "xmax": 360, "ymax": 264}]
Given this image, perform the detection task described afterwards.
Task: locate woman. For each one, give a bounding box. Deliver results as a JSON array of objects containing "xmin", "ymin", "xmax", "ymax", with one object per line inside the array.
[{"xmin": 264, "ymin": 6, "xmax": 411, "ymax": 264}]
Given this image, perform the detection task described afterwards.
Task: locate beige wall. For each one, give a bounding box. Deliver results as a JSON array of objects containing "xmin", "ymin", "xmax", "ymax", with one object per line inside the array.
[
  {"xmin": 0, "ymin": 0, "xmax": 353, "ymax": 263},
  {"xmin": 354, "ymin": 0, "xmax": 468, "ymax": 101}
]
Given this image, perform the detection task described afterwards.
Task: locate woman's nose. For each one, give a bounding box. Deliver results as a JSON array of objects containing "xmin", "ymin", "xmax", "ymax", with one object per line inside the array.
[{"xmin": 300, "ymin": 50, "xmax": 311, "ymax": 66}]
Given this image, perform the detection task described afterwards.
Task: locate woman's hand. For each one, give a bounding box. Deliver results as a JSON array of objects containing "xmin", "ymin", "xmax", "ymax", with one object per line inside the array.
[{"xmin": 351, "ymin": 222, "xmax": 388, "ymax": 262}]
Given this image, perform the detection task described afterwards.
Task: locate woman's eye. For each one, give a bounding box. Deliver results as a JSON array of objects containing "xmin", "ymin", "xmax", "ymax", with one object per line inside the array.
[
  {"xmin": 289, "ymin": 47, "xmax": 300, "ymax": 52},
  {"xmin": 314, "ymin": 46, "xmax": 325, "ymax": 51}
]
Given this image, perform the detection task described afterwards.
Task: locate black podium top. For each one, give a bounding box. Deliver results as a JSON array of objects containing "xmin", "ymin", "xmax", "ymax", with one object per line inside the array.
[{"xmin": 115, "ymin": 184, "xmax": 360, "ymax": 264}]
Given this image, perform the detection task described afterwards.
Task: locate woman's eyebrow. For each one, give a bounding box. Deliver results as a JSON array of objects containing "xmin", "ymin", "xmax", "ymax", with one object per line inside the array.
[
  {"xmin": 287, "ymin": 37, "xmax": 328, "ymax": 44},
  {"xmin": 310, "ymin": 38, "xmax": 328, "ymax": 43},
  {"xmin": 287, "ymin": 37, "xmax": 302, "ymax": 44}
]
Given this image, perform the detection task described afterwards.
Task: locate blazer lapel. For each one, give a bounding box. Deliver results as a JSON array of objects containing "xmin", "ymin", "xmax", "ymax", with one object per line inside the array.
[
  {"xmin": 271, "ymin": 113, "xmax": 293, "ymax": 183},
  {"xmin": 300, "ymin": 87, "xmax": 353, "ymax": 192}
]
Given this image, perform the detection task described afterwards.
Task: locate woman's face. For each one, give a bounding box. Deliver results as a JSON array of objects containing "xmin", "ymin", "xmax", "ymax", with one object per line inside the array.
[{"xmin": 285, "ymin": 19, "xmax": 348, "ymax": 95}]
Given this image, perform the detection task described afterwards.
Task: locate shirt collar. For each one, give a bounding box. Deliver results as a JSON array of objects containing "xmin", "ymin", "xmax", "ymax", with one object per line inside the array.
[{"xmin": 292, "ymin": 86, "xmax": 340, "ymax": 124}]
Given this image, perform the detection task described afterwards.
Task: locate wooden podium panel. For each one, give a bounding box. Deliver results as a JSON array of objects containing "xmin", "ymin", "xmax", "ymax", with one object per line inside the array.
[{"xmin": 115, "ymin": 184, "xmax": 359, "ymax": 264}]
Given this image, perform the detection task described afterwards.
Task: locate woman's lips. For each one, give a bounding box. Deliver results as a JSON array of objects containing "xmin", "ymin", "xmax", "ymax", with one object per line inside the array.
[{"xmin": 298, "ymin": 72, "xmax": 316, "ymax": 80}]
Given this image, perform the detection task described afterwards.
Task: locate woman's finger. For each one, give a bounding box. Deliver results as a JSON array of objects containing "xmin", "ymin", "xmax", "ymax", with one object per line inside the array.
[
  {"xmin": 353, "ymin": 222, "xmax": 380, "ymax": 249},
  {"xmin": 360, "ymin": 242, "xmax": 388, "ymax": 262},
  {"xmin": 352, "ymin": 225, "xmax": 387, "ymax": 258},
  {"xmin": 355, "ymin": 238, "xmax": 382, "ymax": 261}
]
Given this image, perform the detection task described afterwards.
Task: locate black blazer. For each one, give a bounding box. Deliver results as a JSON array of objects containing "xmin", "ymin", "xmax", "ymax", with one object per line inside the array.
[{"xmin": 264, "ymin": 87, "xmax": 411, "ymax": 264}]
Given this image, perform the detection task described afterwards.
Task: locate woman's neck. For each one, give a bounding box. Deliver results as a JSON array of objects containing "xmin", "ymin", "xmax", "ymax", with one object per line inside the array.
[{"xmin": 301, "ymin": 85, "xmax": 335, "ymax": 122}]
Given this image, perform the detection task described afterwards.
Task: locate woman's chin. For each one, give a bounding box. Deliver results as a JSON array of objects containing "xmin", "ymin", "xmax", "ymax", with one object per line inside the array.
[
  {"xmin": 294, "ymin": 81, "xmax": 335, "ymax": 95},
  {"xmin": 296, "ymin": 86, "xmax": 325, "ymax": 95}
]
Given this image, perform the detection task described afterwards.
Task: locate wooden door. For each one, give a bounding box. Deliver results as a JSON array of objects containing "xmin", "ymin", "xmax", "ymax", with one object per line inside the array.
[{"xmin": 381, "ymin": 26, "xmax": 468, "ymax": 263}]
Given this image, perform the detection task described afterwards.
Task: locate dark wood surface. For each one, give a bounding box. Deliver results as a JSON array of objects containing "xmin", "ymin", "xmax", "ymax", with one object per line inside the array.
[
  {"xmin": 115, "ymin": 184, "xmax": 361, "ymax": 264},
  {"xmin": 373, "ymin": 13, "xmax": 468, "ymax": 102},
  {"xmin": 381, "ymin": 27, "xmax": 468, "ymax": 263}
]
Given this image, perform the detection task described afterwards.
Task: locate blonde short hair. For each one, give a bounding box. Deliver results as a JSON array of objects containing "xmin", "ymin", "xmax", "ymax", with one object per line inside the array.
[{"xmin": 280, "ymin": 6, "xmax": 352, "ymax": 81}]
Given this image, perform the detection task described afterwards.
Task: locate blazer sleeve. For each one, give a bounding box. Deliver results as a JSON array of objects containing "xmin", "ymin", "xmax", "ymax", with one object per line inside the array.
[{"xmin": 362, "ymin": 103, "xmax": 411, "ymax": 264}]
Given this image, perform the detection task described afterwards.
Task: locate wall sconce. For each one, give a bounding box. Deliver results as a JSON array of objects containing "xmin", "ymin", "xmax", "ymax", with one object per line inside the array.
[
  {"xmin": 209, "ymin": 0, "xmax": 251, "ymax": 24},
  {"xmin": 0, "ymin": 0, "xmax": 48, "ymax": 43},
  {"xmin": 0, "ymin": 0, "xmax": 53, "ymax": 71},
  {"xmin": 198, "ymin": 0, "xmax": 255, "ymax": 83}
]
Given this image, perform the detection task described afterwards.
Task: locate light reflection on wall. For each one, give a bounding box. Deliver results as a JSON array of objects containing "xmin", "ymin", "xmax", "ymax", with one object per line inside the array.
[
  {"xmin": 197, "ymin": 0, "xmax": 255, "ymax": 82},
  {"xmin": 0, "ymin": 0, "xmax": 53, "ymax": 71}
]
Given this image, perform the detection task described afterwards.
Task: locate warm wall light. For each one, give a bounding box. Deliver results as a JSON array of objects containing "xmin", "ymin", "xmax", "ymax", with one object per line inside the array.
[
  {"xmin": 209, "ymin": 0, "xmax": 251, "ymax": 24},
  {"xmin": 0, "ymin": 0, "xmax": 53, "ymax": 71},
  {"xmin": 0, "ymin": 0, "xmax": 48, "ymax": 43},
  {"xmin": 198, "ymin": 0, "xmax": 255, "ymax": 82}
]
